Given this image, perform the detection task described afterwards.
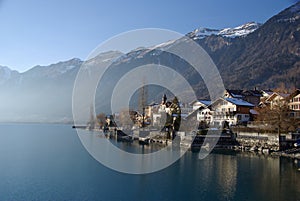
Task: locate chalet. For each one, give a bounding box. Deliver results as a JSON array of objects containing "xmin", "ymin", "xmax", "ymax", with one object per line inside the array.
[
  {"xmin": 223, "ymin": 89, "xmax": 262, "ymax": 106},
  {"xmin": 242, "ymin": 90, "xmax": 262, "ymax": 106},
  {"xmin": 211, "ymin": 97, "xmax": 254, "ymax": 126},
  {"xmin": 150, "ymin": 95, "xmax": 193, "ymax": 127},
  {"xmin": 261, "ymin": 89, "xmax": 274, "ymax": 98},
  {"xmin": 223, "ymin": 89, "xmax": 244, "ymax": 99},
  {"xmin": 185, "ymin": 100, "xmax": 212, "ymax": 126},
  {"xmin": 191, "ymin": 100, "xmax": 211, "ymax": 111},
  {"xmin": 287, "ymin": 89, "xmax": 300, "ymax": 118},
  {"xmin": 146, "ymin": 103, "xmax": 163, "ymax": 127},
  {"xmin": 259, "ymin": 92, "xmax": 290, "ymax": 109},
  {"xmin": 190, "ymin": 100, "xmax": 212, "ymax": 124},
  {"xmin": 197, "ymin": 106, "xmax": 213, "ymax": 125}
]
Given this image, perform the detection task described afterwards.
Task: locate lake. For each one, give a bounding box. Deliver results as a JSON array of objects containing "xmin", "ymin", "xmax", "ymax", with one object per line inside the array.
[{"xmin": 0, "ymin": 124, "xmax": 299, "ymax": 201}]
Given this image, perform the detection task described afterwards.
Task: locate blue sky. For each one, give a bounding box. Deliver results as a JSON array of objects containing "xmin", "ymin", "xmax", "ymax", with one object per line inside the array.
[{"xmin": 0, "ymin": 0, "xmax": 297, "ymax": 72}]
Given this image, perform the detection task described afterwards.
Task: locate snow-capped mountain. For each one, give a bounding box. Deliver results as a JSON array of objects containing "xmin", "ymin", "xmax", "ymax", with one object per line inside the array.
[
  {"xmin": 218, "ymin": 22, "xmax": 262, "ymax": 38},
  {"xmin": 188, "ymin": 22, "xmax": 262, "ymax": 39},
  {"xmin": 1, "ymin": 1, "xmax": 300, "ymax": 123}
]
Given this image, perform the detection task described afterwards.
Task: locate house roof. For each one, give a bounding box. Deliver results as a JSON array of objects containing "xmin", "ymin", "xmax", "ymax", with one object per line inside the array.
[
  {"xmin": 190, "ymin": 99, "xmax": 211, "ymax": 106},
  {"xmin": 211, "ymin": 97, "xmax": 254, "ymax": 107},
  {"xmin": 225, "ymin": 89, "xmax": 244, "ymax": 98},
  {"xmin": 243, "ymin": 90, "xmax": 262, "ymax": 97},
  {"xmin": 261, "ymin": 89, "xmax": 273, "ymax": 95},
  {"xmin": 199, "ymin": 100, "xmax": 211, "ymax": 106},
  {"xmin": 225, "ymin": 89, "xmax": 262, "ymax": 98},
  {"xmin": 287, "ymin": 89, "xmax": 300, "ymax": 100},
  {"xmin": 148, "ymin": 102, "xmax": 159, "ymax": 106},
  {"xmin": 225, "ymin": 98, "xmax": 254, "ymax": 107},
  {"xmin": 277, "ymin": 92, "xmax": 290, "ymax": 98},
  {"xmin": 266, "ymin": 92, "xmax": 290, "ymax": 102}
]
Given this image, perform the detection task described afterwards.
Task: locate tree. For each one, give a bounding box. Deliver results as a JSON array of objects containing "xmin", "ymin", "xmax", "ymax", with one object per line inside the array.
[
  {"xmin": 119, "ymin": 109, "xmax": 135, "ymax": 129},
  {"xmin": 255, "ymin": 101, "xmax": 298, "ymax": 134},
  {"xmin": 96, "ymin": 113, "xmax": 106, "ymax": 128}
]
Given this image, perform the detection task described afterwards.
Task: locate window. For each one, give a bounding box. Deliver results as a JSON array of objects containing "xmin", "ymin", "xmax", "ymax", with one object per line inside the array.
[{"xmin": 237, "ymin": 115, "xmax": 242, "ymax": 120}]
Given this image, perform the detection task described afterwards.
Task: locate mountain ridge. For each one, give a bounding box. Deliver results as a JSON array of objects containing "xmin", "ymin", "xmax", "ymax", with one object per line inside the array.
[
  {"xmin": 187, "ymin": 22, "xmax": 262, "ymax": 40},
  {"xmin": 1, "ymin": 2, "xmax": 300, "ymax": 122}
]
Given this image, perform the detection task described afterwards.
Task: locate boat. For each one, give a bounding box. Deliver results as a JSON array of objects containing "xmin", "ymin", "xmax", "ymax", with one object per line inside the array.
[
  {"xmin": 294, "ymin": 139, "xmax": 300, "ymax": 147},
  {"xmin": 139, "ymin": 137, "xmax": 150, "ymax": 145}
]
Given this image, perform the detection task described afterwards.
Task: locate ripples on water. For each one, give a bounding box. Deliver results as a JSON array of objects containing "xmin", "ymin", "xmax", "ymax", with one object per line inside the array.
[{"xmin": 0, "ymin": 124, "xmax": 299, "ymax": 201}]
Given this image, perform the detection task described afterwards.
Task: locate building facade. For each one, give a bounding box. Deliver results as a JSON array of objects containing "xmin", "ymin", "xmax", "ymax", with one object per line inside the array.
[
  {"xmin": 288, "ymin": 89, "xmax": 300, "ymax": 118},
  {"xmin": 211, "ymin": 98, "xmax": 254, "ymax": 126}
]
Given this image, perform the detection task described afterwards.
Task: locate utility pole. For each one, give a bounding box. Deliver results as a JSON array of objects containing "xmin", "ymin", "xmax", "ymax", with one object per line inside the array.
[
  {"xmin": 138, "ymin": 79, "xmax": 148, "ymax": 127},
  {"xmin": 89, "ymin": 103, "xmax": 95, "ymax": 130}
]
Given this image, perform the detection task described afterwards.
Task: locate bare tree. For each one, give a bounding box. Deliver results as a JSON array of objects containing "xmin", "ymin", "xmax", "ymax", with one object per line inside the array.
[
  {"xmin": 255, "ymin": 101, "xmax": 298, "ymax": 135},
  {"xmin": 119, "ymin": 109, "xmax": 135, "ymax": 129},
  {"xmin": 96, "ymin": 113, "xmax": 106, "ymax": 128}
]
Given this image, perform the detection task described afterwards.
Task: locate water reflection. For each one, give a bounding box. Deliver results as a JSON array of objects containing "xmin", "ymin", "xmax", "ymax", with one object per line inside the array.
[
  {"xmin": 77, "ymin": 130, "xmax": 189, "ymax": 174},
  {"xmin": 188, "ymin": 150, "xmax": 300, "ymax": 201},
  {"xmin": 0, "ymin": 124, "xmax": 300, "ymax": 201},
  {"xmin": 199, "ymin": 152, "xmax": 237, "ymax": 201},
  {"xmin": 279, "ymin": 157, "xmax": 300, "ymax": 201},
  {"xmin": 235, "ymin": 152, "xmax": 281, "ymax": 200},
  {"xmin": 78, "ymin": 128, "xmax": 300, "ymax": 201}
]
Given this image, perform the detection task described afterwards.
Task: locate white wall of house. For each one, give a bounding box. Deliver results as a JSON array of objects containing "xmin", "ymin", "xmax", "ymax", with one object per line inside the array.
[
  {"xmin": 212, "ymin": 114, "xmax": 250, "ymax": 127},
  {"xmin": 211, "ymin": 99, "xmax": 252, "ymax": 126},
  {"xmin": 270, "ymin": 95, "xmax": 285, "ymax": 109},
  {"xmin": 289, "ymin": 94, "xmax": 300, "ymax": 111},
  {"xmin": 197, "ymin": 108, "xmax": 212, "ymax": 124},
  {"xmin": 262, "ymin": 92, "xmax": 289, "ymax": 109},
  {"xmin": 152, "ymin": 113, "xmax": 162, "ymax": 126}
]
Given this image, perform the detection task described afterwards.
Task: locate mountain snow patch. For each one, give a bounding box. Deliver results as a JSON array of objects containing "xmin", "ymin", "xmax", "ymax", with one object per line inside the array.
[{"xmin": 189, "ymin": 22, "xmax": 261, "ymax": 39}]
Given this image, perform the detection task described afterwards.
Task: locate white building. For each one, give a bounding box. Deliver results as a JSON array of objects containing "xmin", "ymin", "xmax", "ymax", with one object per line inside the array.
[
  {"xmin": 190, "ymin": 100, "xmax": 213, "ymax": 124},
  {"xmin": 197, "ymin": 107, "xmax": 213, "ymax": 124},
  {"xmin": 211, "ymin": 97, "xmax": 254, "ymax": 126},
  {"xmin": 259, "ymin": 92, "xmax": 290, "ymax": 109},
  {"xmin": 288, "ymin": 89, "xmax": 300, "ymax": 118},
  {"xmin": 191, "ymin": 100, "xmax": 211, "ymax": 111}
]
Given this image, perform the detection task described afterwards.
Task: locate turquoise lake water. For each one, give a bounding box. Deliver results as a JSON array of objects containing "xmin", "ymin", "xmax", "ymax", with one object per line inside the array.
[{"xmin": 0, "ymin": 124, "xmax": 299, "ymax": 201}]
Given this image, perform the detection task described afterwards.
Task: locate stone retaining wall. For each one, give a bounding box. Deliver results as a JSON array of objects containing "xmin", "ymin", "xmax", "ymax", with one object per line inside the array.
[{"xmin": 236, "ymin": 132, "xmax": 279, "ymax": 151}]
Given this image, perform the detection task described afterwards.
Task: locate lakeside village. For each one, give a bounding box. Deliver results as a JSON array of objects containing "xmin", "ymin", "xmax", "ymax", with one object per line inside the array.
[{"xmin": 84, "ymin": 88, "xmax": 300, "ymax": 158}]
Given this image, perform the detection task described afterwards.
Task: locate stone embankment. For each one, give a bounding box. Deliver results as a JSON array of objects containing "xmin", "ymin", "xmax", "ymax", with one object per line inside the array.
[
  {"xmin": 271, "ymin": 148, "xmax": 300, "ymax": 159},
  {"xmin": 235, "ymin": 132, "xmax": 279, "ymax": 153},
  {"xmin": 234, "ymin": 131, "xmax": 300, "ymax": 159}
]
